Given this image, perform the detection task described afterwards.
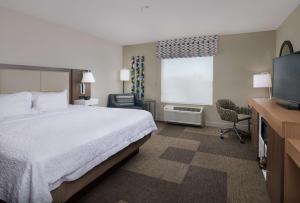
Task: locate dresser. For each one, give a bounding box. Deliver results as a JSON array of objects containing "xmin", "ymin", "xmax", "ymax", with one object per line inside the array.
[
  {"xmin": 248, "ymin": 98, "xmax": 300, "ymax": 203},
  {"xmin": 285, "ymin": 139, "xmax": 300, "ymax": 203}
]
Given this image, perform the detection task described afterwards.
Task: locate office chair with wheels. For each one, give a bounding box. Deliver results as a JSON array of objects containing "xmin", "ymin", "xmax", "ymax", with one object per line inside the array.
[{"xmin": 216, "ymin": 99, "xmax": 251, "ymax": 144}]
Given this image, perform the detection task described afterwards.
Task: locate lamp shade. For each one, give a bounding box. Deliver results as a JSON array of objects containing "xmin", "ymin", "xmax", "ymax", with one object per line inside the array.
[
  {"xmin": 120, "ymin": 69, "xmax": 130, "ymax": 81},
  {"xmin": 253, "ymin": 73, "xmax": 272, "ymax": 88},
  {"xmin": 81, "ymin": 72, "xmax": 95, "ymax": 83}
]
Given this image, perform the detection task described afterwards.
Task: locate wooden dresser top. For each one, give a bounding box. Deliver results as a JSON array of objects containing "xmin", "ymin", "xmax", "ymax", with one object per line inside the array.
[{"xmin": 248, "ymin": 98, "xmax": 300, "ymax": 138}]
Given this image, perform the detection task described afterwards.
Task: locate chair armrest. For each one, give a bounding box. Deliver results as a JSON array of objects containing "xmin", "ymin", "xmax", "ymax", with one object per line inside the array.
[
  {"xmin": 108, "ymin": 96, "xmax": 119, "ymax": 107},
  {"xmin": 237, "ymin": 107, "xmax": 251, "ymax": 115}
]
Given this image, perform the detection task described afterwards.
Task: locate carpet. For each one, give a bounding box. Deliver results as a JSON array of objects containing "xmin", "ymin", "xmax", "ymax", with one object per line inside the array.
[{"xmin": 70, "ymin": 122, "xmax": 269, "ymax": 203}]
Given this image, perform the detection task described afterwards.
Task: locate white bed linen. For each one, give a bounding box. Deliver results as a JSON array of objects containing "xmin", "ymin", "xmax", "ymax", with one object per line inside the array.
[
  {"xmin": 0, "ymin": 92, "xmax": 32, "ymax": 119},
  {"xmin": 0, "ymin": 106, "xmax": 157, "ymax": 203},
  {"xmin": 32, "ymin": 90, "xmax": 68, "ymax": 112}
]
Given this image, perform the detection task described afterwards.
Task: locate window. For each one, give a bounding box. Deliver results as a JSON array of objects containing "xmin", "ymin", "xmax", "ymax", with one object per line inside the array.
[{"xmin": 161, "ymin": 57, "xmax": 213, "ymax": 105}]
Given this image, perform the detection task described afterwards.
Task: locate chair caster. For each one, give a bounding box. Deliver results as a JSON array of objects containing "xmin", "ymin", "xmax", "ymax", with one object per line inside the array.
[
  {"xmin": 240, "ymin": 140, "xmax": 245, "ymax": 144},
  {"xmin": 220, "ymin": 136, "xmax": 224, "ymax": 139}
]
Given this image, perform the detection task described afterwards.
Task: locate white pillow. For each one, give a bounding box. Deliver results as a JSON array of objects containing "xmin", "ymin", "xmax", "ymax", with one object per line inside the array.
[
  {"xmin": 0, "ymin": 92, "xmax": 32, "ymax": 119},
  {"xmin": 32, "ymin": 90, "xmax": 68, "ymax": 111}
]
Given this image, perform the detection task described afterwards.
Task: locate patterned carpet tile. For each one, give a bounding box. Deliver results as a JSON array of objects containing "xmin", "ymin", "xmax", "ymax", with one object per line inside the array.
[
  {"xmin": 194, "ymin": 133, "xmax": 257, "ymax": 161},
  {"xmin": 160, "ymin": 147, "xmax": 195, "ymax": 164},
  {"xmin": 191, "ymin": 152, "xmax": 269, "ymax": 203},
  {"xmin": 159, "ymin": 125, "xmax": 257, "ymax": 161},
  {"xmin": 153, "ymin": 122, "xmax": 169, "ymax": 135},
  {"xmin": 68, "ymin": 123, "xmax": 269, "ymax": 203},
  {"xmin": 72, "ymin": 169, "xmax": 179, "ymax": 203},
  {"xmin": 122, "ymin": 152, "xmax": 190, "ymax": 184},
  {"xmin": 158, "ymin": 124, "xmax": 186, "ymax": 138},
  {"xmin": 184, "ymin": 126, "xmax": 221, "ymax": 136},
  {"xmin": 178, "ymin": 166, "xmax": 227, "ymax": 203},
  {"xmin": 141, "ymin": 134, "xmax": 200, "ymax": 157},
  {"xmin": 72, "ymin": 166, "xmax": 227, "ymax": 203}
]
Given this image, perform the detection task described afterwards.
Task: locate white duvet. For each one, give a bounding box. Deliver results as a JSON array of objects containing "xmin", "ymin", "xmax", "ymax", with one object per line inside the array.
[{"xmin": 0, "ymin": 106, "xmax": 157, "ymax": 203}]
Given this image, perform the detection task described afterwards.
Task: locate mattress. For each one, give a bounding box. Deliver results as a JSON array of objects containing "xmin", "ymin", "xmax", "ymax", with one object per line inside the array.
[{"xmin": 0, "ymin": 106, "xmax": 157, "ymax": 203}]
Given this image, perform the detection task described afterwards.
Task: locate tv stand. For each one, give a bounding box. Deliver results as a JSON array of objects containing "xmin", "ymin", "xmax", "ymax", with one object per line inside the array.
[
  {"xmin": 277, "ymin": 102, "xmax": 300, "ymax": 110},
  {"xmin": 248, "ymin": 98, "xmax": 300, "ymax": 203}
]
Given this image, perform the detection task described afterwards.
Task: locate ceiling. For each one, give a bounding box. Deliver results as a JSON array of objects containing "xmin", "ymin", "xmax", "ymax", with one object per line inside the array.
[{"xmin": 0, "ymin": 0, "xmax": 299, "ymax": 45}]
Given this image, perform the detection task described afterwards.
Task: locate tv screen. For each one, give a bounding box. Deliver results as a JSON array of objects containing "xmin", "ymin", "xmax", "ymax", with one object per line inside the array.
[{"xmin": 273, "ymin": 53, "xmax": 300, "ymax": 103}]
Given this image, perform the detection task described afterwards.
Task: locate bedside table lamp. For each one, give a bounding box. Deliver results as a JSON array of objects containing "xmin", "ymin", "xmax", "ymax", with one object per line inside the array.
[
  {"xmin": 253, "ymin": 73, "xmax": 272, "ymax": 99},
  {"xmin": 80, "ymin": 71, "xmax": 95, "ymax": 96},
  {"xmin": 120, "ymin": 69, "xmax": 130, "ymax": 94}
]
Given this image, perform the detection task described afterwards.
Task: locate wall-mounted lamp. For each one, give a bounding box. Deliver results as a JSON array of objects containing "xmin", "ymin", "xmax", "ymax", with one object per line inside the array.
[{"xmin": 253, "ymin": 73, "xmax": 272, "ymax": 99}]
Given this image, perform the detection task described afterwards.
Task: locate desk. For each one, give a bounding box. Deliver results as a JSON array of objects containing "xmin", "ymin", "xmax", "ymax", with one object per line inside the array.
[{"xmin": 248, "ymin": 98, "xmax": 300, "ymax": 203}]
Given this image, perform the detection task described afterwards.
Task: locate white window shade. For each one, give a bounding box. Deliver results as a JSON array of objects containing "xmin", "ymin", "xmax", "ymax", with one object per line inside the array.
[{"xmin": 161, "ymin": 57, "xmax": 213, "ymax": 105}]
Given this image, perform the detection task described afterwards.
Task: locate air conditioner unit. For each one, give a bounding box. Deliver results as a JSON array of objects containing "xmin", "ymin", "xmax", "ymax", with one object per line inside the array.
[{"xmin": 164, "ymin": 105, "xmax": 204, "ymax": 126}]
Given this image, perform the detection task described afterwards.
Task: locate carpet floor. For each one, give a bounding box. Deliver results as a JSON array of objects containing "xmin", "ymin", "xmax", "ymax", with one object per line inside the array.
[{"xmin": 71, "ymin": 122, "xmax": 270, "ymax": 203}]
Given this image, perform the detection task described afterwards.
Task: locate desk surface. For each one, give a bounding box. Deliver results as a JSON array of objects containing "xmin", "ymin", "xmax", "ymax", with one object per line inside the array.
[
  {"xmin": 248, "ymin": 98, "xmax": 300, "ymax": 123},
  {"xmin": 248, "ymin": 98, "xmax": 300, "ymax": 138}
]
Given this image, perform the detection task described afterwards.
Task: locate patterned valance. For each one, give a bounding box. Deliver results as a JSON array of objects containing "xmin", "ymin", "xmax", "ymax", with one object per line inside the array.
[{"xmin": 157, "ymin": 35, "xmax": 219, "ymax": 59}]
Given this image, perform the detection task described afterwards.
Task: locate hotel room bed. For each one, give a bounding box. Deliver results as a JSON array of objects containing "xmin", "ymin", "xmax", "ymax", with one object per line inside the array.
[{"xmin": 0, "ymin": 106, "xmax": 157, "ymax": 203}]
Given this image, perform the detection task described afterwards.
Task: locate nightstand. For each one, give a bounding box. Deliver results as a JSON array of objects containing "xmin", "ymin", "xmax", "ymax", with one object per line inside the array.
[
  {"xmin": 74, "ymin": 98, "xmax": 99, "ymax": 106},
  {"xmin": 143, "ymin": 99, "xmax": 156, "ymax": 119}
]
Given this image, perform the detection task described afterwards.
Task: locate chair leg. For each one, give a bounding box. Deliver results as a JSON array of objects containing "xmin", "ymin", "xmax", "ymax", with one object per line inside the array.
[
  {"xmin": 220, "ymin": 123, "xmax": 246, "ymax": 144},
  {"xmin": 237, "ymin": 129, "xmax": 249, "ymax": 136},
  {"xmin": 233, "ymin": 123, "xmax": 245, "ymax": 144},
  {"xmin": 219, "ymin": 127, "xmax": 232, "ymax": 139}
]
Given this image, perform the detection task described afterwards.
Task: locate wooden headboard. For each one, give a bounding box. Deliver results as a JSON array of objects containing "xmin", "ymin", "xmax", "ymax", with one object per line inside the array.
[{"xmin": 0, "ymin": 64, "xmax": 91, "ymax": 104}]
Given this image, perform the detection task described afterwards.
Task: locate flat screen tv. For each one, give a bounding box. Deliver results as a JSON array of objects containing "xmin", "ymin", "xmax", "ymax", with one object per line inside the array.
[{"xmin": 272, "ymin": 52, "xmax": 300, "ymax": 109}]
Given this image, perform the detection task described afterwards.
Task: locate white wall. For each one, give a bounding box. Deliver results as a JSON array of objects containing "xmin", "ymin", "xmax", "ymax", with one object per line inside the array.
[
  {"xmin": 276, "ymin": 5, "xmax": 300, "ymax": 55},
  {"xmin": 0, "ymin": 7, "xmax": 123, "ymax": 106}
]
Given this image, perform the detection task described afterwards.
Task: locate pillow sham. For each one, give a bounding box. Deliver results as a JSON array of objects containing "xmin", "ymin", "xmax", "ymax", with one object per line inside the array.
[
  {"xmin": 32, "ymin": 90, "xmax": 68, "ymax": 111},
  {"xmin": 0, "ymin": 92, "xmax": 32, "ymax": 119}
]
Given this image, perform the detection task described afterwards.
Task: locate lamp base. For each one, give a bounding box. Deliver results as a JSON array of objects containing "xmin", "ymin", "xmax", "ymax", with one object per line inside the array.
[
  {"xmin": 122, "ymin": 81, "xmax": 125, "ymax": 94},
  {"xmin": 80, "ymin": 83, "xmax": 86, "ymax": 95},
  {"xmin": 268, "ymin": 87, "xmax": 272, "ymax": 100},
  {"xmin": 79, "ymin": 95, "xmax": 90, "ymax": 100}
]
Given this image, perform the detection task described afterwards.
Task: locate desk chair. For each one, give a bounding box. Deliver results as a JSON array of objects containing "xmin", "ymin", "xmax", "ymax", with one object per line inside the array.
[{"xmin": 216, "ymin": 99, "xmax": 251, "ymax": 144}]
